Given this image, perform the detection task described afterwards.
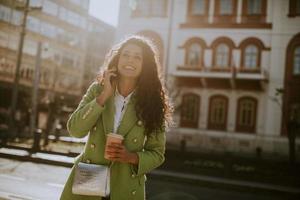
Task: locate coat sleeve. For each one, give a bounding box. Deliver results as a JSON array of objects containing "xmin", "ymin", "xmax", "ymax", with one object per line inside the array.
[
  {"xmin": 67, "ymin": 81, "xmax": 105, "ymax": 138},
  {"xmin": 130, "ymin": 127, "xmax": 166, "ymax": 177}
]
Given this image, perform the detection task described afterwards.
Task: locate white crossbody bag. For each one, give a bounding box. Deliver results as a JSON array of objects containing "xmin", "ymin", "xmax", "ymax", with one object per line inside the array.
[{"xmin": 72, "ymin": 162, "xmax": 111, "ymax": 197}]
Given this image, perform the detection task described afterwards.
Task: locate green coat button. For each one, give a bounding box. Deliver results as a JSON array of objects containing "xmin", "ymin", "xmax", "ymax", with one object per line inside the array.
[{"xmin": 137, "ymin": 120, "xmax": 142, "ymax": 126}]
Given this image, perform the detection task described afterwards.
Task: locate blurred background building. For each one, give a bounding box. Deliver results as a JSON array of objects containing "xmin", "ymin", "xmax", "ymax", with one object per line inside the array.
[
  {"xmin": 115, "ymin": 0, "xmax": 300, "ymax": 157},
  {"xmin": 0, "ymin": 0, "xmax": 114, "ymax": 137},
  {"xmin": 83, "ymin": 15, "xmax": 115, "ymax": 93}
]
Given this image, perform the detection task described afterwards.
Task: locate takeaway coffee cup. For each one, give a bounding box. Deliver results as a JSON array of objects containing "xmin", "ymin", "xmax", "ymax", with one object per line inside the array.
[{"xmin": 104, "ymin": 133, "xmax": 124, "ymax": 160}]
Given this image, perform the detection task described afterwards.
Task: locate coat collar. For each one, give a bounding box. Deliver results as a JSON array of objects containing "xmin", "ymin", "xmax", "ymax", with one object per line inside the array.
[{"xmin": 101, "ymin": 91, "xmax": 138, "ymax": 138}]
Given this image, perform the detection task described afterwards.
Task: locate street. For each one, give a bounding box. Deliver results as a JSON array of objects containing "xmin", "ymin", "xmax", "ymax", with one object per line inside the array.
[
  {"xmin": 0, "ymin": 158, "xmax": 67, "ymax": 200},
  {"xmin": 0, "ymin": 158, "xmax": 296, "ymax": 200}
]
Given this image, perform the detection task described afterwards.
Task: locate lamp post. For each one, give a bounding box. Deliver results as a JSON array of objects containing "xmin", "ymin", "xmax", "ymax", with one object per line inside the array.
[
  {"xmin": 165, "ymin": 0, "xmax": 174, "ymax": 83},
  {"xmin": 29, "ymin": 41, "xmax": 44, "ymax": 136},
  {"xmin": 10, "ymin": 0, "xmax": 42, "ymax": 137}
]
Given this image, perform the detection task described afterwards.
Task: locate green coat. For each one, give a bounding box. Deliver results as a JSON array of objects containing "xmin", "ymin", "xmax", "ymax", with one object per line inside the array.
[{"xmin": 60, "ymin": 82, "xmax": 166, "ymax": 200}]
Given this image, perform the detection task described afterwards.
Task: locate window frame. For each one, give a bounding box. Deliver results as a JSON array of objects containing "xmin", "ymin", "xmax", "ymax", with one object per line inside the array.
[
  {"xmin": 236, "ymin": 96, "xmax": 257, "ymax": 133},
  {"xmin": 288, "ymin": 0, "xmax": 300, "ymax": 17},
  {"xmin": 282, "ymin": 33, "xmax": 300, "ymax": 136},
  {"xmin": 214, "ymin": 0, "xmax": 238, "ymax": 23},
  {"xmin": 0, "ymin": 5, "xmax": 11, "ymax": 23},
  {"xmin": 215, "ymin": 43, "xmax": 231, "ymax": 68},
  {"xmin": 240, "ymin": 43, "xmax": 261, "ymax": 72},
  {"xmin": 43, "ymin": 0, "xmax": 59, "ymax": 16},
  {"xmin": 239, "ymin": 37, "xmax": 268, "ymax": 73},
  {"xmin": 179, "ymin": 37, "xmax": 207, "ymax": 70},
  {"xmin": 241, "ymin": 0, "xmax": 267, "ymax": 23},
  {"xmin": 131, "ymin": 0, "xmax": 168, "ymax": 18},
  {"xmin": 293, "ymin": 46, "xmax": 300, "ymax": 75},
  {"xmin": 243, "ymin": 44, "xmax": 259, "ymax": 70},
  {"xmin": 190, "ymin": 0, "xmax": 207, "ymax": 15},
  {"xmin": 211, "ymin": 37, "xmax": 235, "ymax": 71},
  {"xmin": 27, "ymin": 16, "xmax": 41, "ymax": 33},
  {"xmin": 187, "ymin": 43, "xmax": 202, "ymax": 68},
  {"xmin": 180, "ymin": 93, "xmax": 200, "ymax": 128},
  {"xmin": 187, "ymin": 0, "xmax": 210, "ymax": 23},
  {"xmin": 208, "ymin": 95, "xmax": 228, "ymax": 131}
]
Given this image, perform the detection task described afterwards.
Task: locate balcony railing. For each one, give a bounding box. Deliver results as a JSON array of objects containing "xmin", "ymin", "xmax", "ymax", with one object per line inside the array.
[{"xmin": 175, "ymin": 65, "xmax": 268, "ymax": 81}]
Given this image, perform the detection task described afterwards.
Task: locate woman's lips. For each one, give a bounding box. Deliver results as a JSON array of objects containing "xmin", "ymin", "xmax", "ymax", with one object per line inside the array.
[{"xmin": 124, "ymin": 65, "xmax": 135, "ymax": 70}]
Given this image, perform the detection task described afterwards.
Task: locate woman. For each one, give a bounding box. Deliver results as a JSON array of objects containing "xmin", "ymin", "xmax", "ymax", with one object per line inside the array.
[{"xmin": 60, "ymin": 35, "xmax": 173, "ymax": 200}]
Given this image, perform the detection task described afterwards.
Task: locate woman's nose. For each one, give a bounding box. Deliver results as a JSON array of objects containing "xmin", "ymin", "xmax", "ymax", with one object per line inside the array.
[
  {"xmin": 127, "ymin": 55, "xmax": 134, "ymax": 62},
  {"xmin": 127, "ymin": 56, "xmax": 135, "ymax": 64}
]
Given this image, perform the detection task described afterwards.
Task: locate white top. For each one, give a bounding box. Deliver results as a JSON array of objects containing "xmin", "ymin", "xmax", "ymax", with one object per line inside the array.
[{"xmin": 113, "ymin": 87, "xmax": 135, "ymax": 133}]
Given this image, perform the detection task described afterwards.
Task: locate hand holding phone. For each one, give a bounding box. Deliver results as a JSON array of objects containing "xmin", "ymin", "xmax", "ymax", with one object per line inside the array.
[
  {"xmin": 110, "ymin": 67, "xmax": 119, "ymax": 85},
  {"xmin": 96, "ymin": 67, "xmax": 118, "ymax": 104}
]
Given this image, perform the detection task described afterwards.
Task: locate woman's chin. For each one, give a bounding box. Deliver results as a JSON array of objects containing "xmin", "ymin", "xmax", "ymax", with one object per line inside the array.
[{"xmin": 120, "ymin": 72, "xmax": 139, "ymax": 79}]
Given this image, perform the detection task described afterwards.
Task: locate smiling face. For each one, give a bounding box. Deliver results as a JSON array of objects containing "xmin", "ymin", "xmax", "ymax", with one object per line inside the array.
[{"xmin": 117, "ymin": 43, "xmax": 143, "ymax": 80}]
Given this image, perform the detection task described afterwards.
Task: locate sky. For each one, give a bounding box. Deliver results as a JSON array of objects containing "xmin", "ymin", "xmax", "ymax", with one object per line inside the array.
[{"xmin": 89, "ymin": 0, "xmax": 120, "ymax": 27}]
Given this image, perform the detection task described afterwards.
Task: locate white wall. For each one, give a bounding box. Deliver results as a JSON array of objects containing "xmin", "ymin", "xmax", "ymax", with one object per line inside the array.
[{"xmin": 115, "ymin": 0, "xmax": 300, "ymax": 156}]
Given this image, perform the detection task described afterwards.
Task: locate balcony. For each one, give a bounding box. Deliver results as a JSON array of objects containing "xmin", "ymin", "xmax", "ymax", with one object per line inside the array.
[{"xmin": 173, "ymin": 66, "xmax": 268, "ymax": 90}]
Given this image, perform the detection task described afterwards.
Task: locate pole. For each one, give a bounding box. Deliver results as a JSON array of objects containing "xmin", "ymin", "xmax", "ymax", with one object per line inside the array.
[
  {"xmin": 10, "ymin": 0, "xmax": 30, "ymax": 136},
  {"xmin": 165, "ymin": 0, "xmax": 174, "ymax": 84},
  {"xmin": 30, "ymin": 41, "xmax": 42, "ymax": 136}
]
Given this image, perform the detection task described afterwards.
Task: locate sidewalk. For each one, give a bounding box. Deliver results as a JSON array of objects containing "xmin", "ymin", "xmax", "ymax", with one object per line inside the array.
[
  {"xmin": 0, "ymin": 147, "xmax": 299, "ymax": 197},
  {"xmin": 0, "ymin": 191, "xmax": 36, "ymax": 200}
]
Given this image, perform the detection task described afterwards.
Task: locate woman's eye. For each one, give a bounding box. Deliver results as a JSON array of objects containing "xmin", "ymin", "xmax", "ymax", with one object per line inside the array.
[{"xmin": 134, "ymin": 56, "xmax": 141, "ymax": 60}]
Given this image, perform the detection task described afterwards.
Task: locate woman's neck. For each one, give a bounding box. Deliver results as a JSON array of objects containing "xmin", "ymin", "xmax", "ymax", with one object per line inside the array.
[{"xmin": 117, "ymin": 77, "xmax": 137, "ymax": 98}]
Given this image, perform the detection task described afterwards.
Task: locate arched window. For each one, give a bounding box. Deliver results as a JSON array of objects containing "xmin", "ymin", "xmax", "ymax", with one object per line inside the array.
[
  {"xmin": 283, "ymin": 33, "xmax": 300, "ymax": 136},
  {"xmin": 181, "ymin": 37, "xmax": 207, "ymax": 69},
  {"xmin": 215, "ymin": 44, "xmax": 230, "ymax": 68},
  {"xmin": 211, "ymin": 37, "xmax": 235, "ymax": 70},
  {"xmin": 239, "ymin": 38, "xmax": 267, "ymax": 71},
  {"xmin": 236, "ymin": 97, "xmax": 257, "ymax": 133},
  {"xmin": 208, "ymin": 95, "xmax": 228, "ymax": 130},
  {"xmin": 293, "ymin": 46, "xmax": 300, "ymax": 75},
  {"xmin": 187, "ymin": 43, "xmax": 201, "ymax": 67},
  {"xmin": 244, "ymin": 44, "xmax": 259, "ymax": 69},
  {"xmin": 180, "ymin": 93, "xmax": 200, "ymax": 128}
]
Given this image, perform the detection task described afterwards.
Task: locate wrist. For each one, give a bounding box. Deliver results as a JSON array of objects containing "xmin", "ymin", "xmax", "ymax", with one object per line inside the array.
[{"xmin": 96, "ymin": 92, "xmax": 109, "ymax": 106}]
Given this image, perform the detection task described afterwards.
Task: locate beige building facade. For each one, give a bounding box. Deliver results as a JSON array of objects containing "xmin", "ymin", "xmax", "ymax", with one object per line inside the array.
[{"xmin": 115, "ymin": 0, "xmax": 300, "ymax": 157}]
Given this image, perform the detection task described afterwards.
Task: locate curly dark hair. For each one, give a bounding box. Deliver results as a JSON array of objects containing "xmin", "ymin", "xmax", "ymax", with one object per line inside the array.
[{"xmin": 98, "ymin": 35, "xmax": 173, "ymax": 136}]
